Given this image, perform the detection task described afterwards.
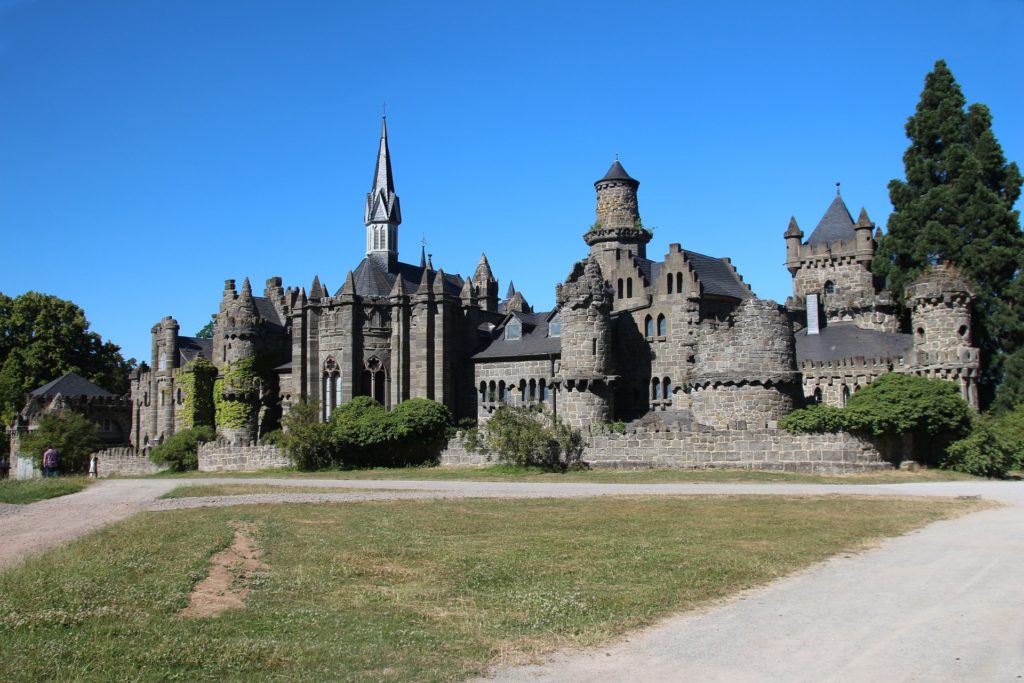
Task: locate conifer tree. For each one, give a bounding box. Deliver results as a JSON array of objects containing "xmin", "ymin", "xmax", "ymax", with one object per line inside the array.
[{"xmin": 874, "ymin": 60, "xmax": 1024, "ymax": 408}]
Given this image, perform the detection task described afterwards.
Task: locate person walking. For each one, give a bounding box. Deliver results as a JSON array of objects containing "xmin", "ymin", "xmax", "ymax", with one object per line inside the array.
[
  {"xmin": 42, "ymin": 446, "xmax": 58, "ymax": 478},
  {"xmin": 88, "ymin": 453, "xmax": 99, "ymax": 479}
]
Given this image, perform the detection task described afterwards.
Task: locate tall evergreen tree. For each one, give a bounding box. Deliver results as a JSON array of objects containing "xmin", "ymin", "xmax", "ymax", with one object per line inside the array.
[{"xmin": 874, "ymin": 60, "xmax": 1024, "ymax": 408}]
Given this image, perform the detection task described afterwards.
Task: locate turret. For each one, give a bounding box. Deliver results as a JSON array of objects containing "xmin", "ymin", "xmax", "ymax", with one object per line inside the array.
[
  {"xmin": 151, "ymin": 316, "xmax": 180, "ymax": 372},
  {"xmin": 365, "ymin": 116, "xmax": 401, "ymax": 271},
  {"xmin": 784, "ymin": 217, "xmax": 803, "ymax": 275},
  {"xmin": 584, "ymin": 160, "xmax": 651, "ymax": 259},
  {"xmin": 217, "ymin": 276, "xmax": 260, "ymax": 367},
  {"xmin": 555, "ymin": 257, "xmax": 614, "ymax": 427},
  {"xmin": 905, "ymin": 265, "xmax": 974, "ymax": 354},
  {"xmin": 472, "ymin": 254, "xmax": 499, "ymax": 312},
  {"xmin": 854, "ymin": 208, "xmax": 875, "ymax": 265}
]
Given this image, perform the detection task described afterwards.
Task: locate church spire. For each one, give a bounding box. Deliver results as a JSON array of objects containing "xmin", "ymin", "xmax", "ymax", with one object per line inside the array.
[{"xmin": 365, "ymin": 116, "xmax": 401, "ymax": 272}]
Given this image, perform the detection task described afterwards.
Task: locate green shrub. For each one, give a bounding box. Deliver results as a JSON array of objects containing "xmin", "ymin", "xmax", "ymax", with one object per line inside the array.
[
  {"xmin": 943, "ymin": 417, "xmax": 1014, "ymax": 478},
  {"xmin": 149, "ymin": 426, "xmax": 216, "ymax": 471},
  {"xmin": 778, "ymin": 404, "xmax": 848, "ymax": 433},
  {"xmin": 780, "ymin": 375, "xmax": 973, "ymax": 467},
  {"xmin": 992, "ymin": 403, "xmax": 1024, "ymax": 468},
  {"xmin": 20, "ymin": 411, "xmax": 103, "ymax": 474},
  {"xmin": 330, "ymin": 397, "xmax": 397, "ymax": 467},
  {"xmin": 260, "ymin": 429, "xmax": 284, "ymax": 447},
  {"xmin": 389, "ymin": 398, "xmax": 454, "ymax": 465},
  {"xmin": 281, "ymin": 400, "xmax": 335, "ymax": 471},
  {"xmin": 484, "ymin": 406, "xmax": 582, "ymax": 471}
]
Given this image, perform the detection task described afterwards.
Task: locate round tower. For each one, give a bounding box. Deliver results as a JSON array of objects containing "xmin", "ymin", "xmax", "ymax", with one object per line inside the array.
[
  {"xmin": 685, "ymin": 299, "xmax": 800, "ymax": 429},
  {"xmin": 585, "ymin": 160, "xmax": 651, "ymax": 259},
  {"xmin": 151, "ymin": 316, "xmax": 180, "ymax": 372},
  {"xmin": 217, "ymin": 277, "xmax": 260, "ymax": 367},
  {"xmin": 555, "ymin": 257, "xmax": 614, "ymax": 427},
  {"xmin": 905, "ymin": 264, "xmax": 974, "ymax": 354}
]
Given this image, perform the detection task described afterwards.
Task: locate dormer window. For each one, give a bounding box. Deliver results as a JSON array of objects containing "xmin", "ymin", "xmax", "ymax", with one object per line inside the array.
[
  {"xmin": 505, "ymin": 320, "xmax": 522, "ymax": 340},
  {"xmin": 548, "ymin": 316, "xmax": 561, "ymax": 337}
]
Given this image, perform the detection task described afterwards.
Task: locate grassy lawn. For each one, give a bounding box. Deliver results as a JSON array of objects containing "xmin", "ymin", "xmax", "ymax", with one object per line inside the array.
[
  {"xmin": 158, "ymin": 484, "xmax": 391, "ymax": 499},
  {"xmin": 150, "ymin": 463, "xmax": 982, "ymax": 485},
  {"xmin": 0, "ymin": 495, "xmax": 982, "ymax": 681},
  {"xmin": 0, "ymin": 477, "xmax": 91, "ymax": 504}
]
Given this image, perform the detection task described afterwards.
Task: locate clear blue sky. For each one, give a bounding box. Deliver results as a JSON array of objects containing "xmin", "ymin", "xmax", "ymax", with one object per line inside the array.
[{"xmin": 2, "ymin": 0, "xmax": 1022, "ymax": 364}]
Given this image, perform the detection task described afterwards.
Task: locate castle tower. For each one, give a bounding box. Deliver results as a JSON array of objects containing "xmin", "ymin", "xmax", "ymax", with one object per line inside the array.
[
  {"xmin": 472, "ymin": 254, "xmax": 499, "ymax": 313},
  {"xmin": 365, "ymin": 116, "xmax": 402, "ymax": 271},
  {"xmin": 905, "ymin": 265, "xmax": 974, "ymax": 354},
  {"xmin": 854, "ymin": 208, "xmax": 875, "ymax": 265},
  {"xmin": 555, "ymin": 257, "xmax": 614, "ymax": 427},
  {"xmin": 151, "ymin": 316, "xmax": 180, "ymax": 372},
  {"xmin": 784, "ymin": 217, "xmax": 803, "ymax": 275},
  {"xmin": 585, "ymin": 160, "xmax": 651, "ymax": 260}
]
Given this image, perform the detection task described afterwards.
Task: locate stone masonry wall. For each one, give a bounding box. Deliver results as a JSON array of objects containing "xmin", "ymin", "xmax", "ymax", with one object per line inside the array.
[
  {"xmin": 198, "ymin": 443, "xmax": 292, "ymax": 472},
  {"xmin": 688, "ymin": 383, "xmax": 795, "ymax": 430},
  {"xmin": 93, "ymin": 447, "xmax": 169, "ymax": 477},
  {"xmin": 438, "ymin": 428, "xmax": 891, "ymax": 473}
]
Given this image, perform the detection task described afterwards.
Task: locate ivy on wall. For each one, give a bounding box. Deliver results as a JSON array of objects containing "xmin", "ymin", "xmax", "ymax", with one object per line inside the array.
[
  {"xmin": 180, "ymin": 356, "xmax": 217, "ymax": 428},
  {"xmin": 213, "ymin": 356, "xmax": 264, "ymax": 430}
]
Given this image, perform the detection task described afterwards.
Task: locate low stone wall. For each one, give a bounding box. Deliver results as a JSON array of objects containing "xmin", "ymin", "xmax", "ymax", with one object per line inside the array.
[
  {"xmin": 198, "ymin": 443, "xmax": 292, "ymax": 472},
  {"xmin": 439, "ymin": 428, "xmax": 892, "ymax": 473},
  {"xmin": 93, "ymin": 447, "xmax": 169, "ymax": 477}
]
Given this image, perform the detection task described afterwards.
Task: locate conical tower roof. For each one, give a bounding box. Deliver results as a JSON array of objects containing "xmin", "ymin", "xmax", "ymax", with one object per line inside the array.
[
  {"xmin": 595, "ymin": 159, "xmax": 639, "ymax": 187},
  {"xmin": 806, "ymin": 190, "xmax": 856, "ymax": 246}
]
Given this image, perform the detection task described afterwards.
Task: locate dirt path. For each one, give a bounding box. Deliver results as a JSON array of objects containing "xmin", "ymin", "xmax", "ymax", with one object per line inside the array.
[{"xmin": 3, "ymin": 477, "xmax": 1023, "ymax": 680}]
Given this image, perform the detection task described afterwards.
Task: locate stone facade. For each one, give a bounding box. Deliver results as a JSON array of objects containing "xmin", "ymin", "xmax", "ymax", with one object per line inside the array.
[
  {"xmin": 439, "ymin": 428, "xmax": 890, "ymax": 473},
  {"xmin": 197, "ymin": 442, "xmax": 292, "ymax": 472},
  {"xmin": 786, "ymin": 190, "xmax": 979, "ymax": 408},
  {"xmin": 91, "ymin": 447, "xmax": 169, "ymax": 477}
]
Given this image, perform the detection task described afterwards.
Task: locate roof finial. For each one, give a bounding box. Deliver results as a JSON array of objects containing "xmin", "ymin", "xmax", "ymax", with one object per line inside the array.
[
  {"xmin": 615, "ymin": 152, "xmax": 619, "ymax": 161},
  {"xmin": 382, "ymin": 100, "xmax": 387, "ymax": 118},
  {"xmin": 836, "ymin": 181, "xmax": 841, "ymax": 196}
]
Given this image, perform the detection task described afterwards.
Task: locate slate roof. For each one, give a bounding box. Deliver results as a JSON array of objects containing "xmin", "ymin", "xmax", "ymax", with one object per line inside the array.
[
  {"xmin": 597, "ymin": 160, "xmax": 638, "ymax": 184},
  {"xmin": 30, "ymin": 372, "xmax": 115, "ymax": 398},
  {"xmin": 806, "ymin": 195, "xmax": 856, "ymax": 246},
  {"xmin": 472, "ymin": 310, "xmax": 561, "ymax": 360},
  {"xmin": 795, "ymin": 322, "xmax": 913, "ymax": 362},
  {"xmin": 635, "ymin": 251, "xmax": 751, "ymax": 300},
  {"xmin": 346, "ymin": 257, "xmax": 464, "ymax": 297},
  {"xmin": 253, "ymin": 297, "xmax": 285, "ymax": 326},
  {"xmin": 178, "ymin": 336, "xmax": 213, "ymax": 364}
]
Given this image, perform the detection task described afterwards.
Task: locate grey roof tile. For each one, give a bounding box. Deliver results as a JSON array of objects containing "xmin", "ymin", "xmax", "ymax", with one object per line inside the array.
[
  {"xmin": 30, "ymin": 372, "xmax": 115, "ymax": 398},
  {"xmin": 472, "ymin": 310, "xmax": 561, "ymax": 360},
  {"xmin": 795, "ymin": 322, "xmax": 913, "ymax": 362},
  {"xmin": 347, "ymin": 258, "xmax": 463, "ymax": 297},
  {"xmin": 598, "ymin": 160, "xmax": 638, "ymax": 184},
  {"xmin": 178, "ymin": 336, "xmax": 213, "ymax": 364},
  {"xmin": 806, "ymin": 195, "xmax": 856, "ymax": 246}
]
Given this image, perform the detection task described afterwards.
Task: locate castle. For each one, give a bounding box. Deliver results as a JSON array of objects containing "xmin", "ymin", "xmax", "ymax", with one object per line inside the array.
[{"xmin": 127, "ymin": 119, "xmax": 980, "ymax": 451}]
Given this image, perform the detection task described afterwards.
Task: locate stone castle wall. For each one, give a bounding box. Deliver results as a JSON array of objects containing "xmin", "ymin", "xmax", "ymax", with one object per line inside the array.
[
  {"xmin": 92, "ymin": 447, "xmax": 169, "ymax": 477},
  {"xmin": 439, "ymin": 427, "xmax": 891, "ymax": 473},
  {"xmin": 198, "ymin": 442, "xmax": 292, "ymax": 472},
  {"xmin": 687, "ymin": 383, "xmax": 795, "ymax": 430}
]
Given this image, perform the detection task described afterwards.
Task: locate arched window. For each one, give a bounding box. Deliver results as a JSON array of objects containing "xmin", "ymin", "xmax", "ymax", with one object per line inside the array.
[
  {"xmin": 539, "ymin": 379, "xmax": 547, "ymax": 401},
  {"xmin": 176, "ymin": 388, "xmax": 182, "ymax": 405},
  {"xmin": 824, "ymin": 280, "xmax": 835, "ymax": 296},
  {"xmin": 663, "ymin": 377, "xmax": 672, "ymax": 403},
  {"xmin": 529, "ymin": 379, "xmax": 537, "ymax": 400},
  {"xmin": 519, "ymin": 379, "xmax": 527, "ymax": 401},
  {"xmin": 657, "ymin": 314, "xmax": 667, "ymax": 336},
  {"xmin": 652, "ymin": 378, "xmax": 660, "ymax": 400},
  {"xmin": 813, "ymin": 387, "xmax": 823, "ymax": 404},
  {"xmin": 479, "ymin": 381, "xmax": 487, "ymax": 403},
  {"xmin": 617, "ymin": 279, "xmax": 624, "ymax": 299},
  {"xmin": 676, "ymin": 272, "xmax": 683, "ymax": 294},
  {"xmin": 498, "ymin": 381, "xmax": 506, "ymax": 402},
  {"xmin": 958, "ymin": 325, "xmax": 969, "ymax": 339},
  {"xmin": 841, "ymin": 385, "xmax": 851, "ymax": 406},
  {"xmin": 488, "ymin": 380, "xmax": 497, "ymax": 402},
  {"xmin": 627, "ymin": 278, "xmax": 633, "ymax": 298},
  {"xmin": 916, "ymin": 327, "xmax": 926, "ymax": 339},
  {"xmin": 644, "ymin": 315, "xmax": 654, "ymax": 338},
  {"xmin": 667, "ymin": 274, "xmax": 673, "ymax": 294}
]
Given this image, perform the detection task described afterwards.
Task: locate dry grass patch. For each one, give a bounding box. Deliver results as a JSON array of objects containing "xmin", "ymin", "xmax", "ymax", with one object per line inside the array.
[
  {"xmin": 180, "ymin": 521, "xmax": 265, "ymax": 618},
  {"xmin": 0, "ymin": 495, "xmax": 985, "ymax": 681}
]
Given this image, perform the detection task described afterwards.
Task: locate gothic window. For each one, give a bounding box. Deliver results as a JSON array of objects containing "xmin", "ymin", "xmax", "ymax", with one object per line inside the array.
[
  {"xmin": 676, "ymin": 272, "xmax": 683, "ymax": 294},
  {"xmin": 505, "ymin": 319, "xmax": 522, "ymax": 340},
  {"xmin": 362, "ymin": 356, "xmax": 386, "ymax": 405},
  {"xmin": 645, "ymin": 315, "xmax": 654, "ymax": 338},
  {"xmin": 627, "ymin": 278, "xmax": 633, "ymax": 298},
  {"xmin": 323, "ymin": 357, "xmax": 342, "ymax": 420},
  {"xmin": 657, "ymin": 314, "xmax": 667, "ymax": 336},
  {"xmin": 667, "ymin": 274, "xmax": 673, "ymax": 294},
  {"xmin": 617, "ymin": 279, "xmax": 624, "ymax": 299}
]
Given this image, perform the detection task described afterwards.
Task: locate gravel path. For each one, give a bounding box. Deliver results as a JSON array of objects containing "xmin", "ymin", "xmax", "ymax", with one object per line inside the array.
[{"xmin": 2, "ymin": 476, "xmax": 1022, "ymax": 680}]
